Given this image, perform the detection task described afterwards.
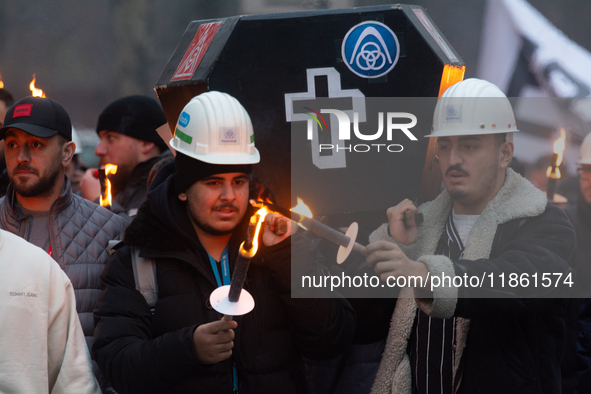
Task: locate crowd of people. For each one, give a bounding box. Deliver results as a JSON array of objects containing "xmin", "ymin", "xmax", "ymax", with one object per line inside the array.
[{"xmin": 0, "ymin": 77, "xmax": 589, "ymax": 394}]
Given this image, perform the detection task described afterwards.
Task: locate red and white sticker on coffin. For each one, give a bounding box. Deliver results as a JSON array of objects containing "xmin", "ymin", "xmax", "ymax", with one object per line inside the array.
[{"xmin": 171, "ymin": 22, "xmax": 221, "ymax": 82}]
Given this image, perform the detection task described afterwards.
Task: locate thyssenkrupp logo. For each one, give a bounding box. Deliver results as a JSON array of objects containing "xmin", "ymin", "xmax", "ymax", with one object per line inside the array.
[{"xmin": 341, "ymin": 21, "xmax": 400, "ymax": 79}]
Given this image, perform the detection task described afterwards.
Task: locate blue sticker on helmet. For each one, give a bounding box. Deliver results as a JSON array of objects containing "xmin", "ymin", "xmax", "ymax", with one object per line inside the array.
[{"xmin": 179, "ymin": 111, "xmax": 190, "ymax": 127}]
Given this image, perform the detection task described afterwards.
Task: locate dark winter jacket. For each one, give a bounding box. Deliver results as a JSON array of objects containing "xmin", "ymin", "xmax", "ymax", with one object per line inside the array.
[
  {"xmin": 92, "ymin": 162, "xmax": 356, "ymax": 394},
  {"xmin": 565, "ymin": 197, "xmax": 591, "ymax": 297},
  {"xmin": 563, "ymin": 197, "xmax": 591, "ymax": 394},
  {"xmin": 566, "ymin": 196, "xmax": 591, "ymax": 394},
  {"xmin": 370, "ymin": 169, "xmax": 575, "ymax": 394},
  {"xmin": 110, "ymin": 150, "xmax": 172, "ymax": 221},
  {"xmin": 577, "ymin": 298, "xmax": 591, "ymax": 394},
  {"xmin": 0, "ymin": 177, "xmax": 127, "ymax": 348}
]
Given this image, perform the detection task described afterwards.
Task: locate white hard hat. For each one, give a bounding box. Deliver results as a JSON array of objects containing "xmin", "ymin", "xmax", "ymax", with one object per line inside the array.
[
  {"xmin": 578, "ymin": 133, "xmax": 591, "ymax": 165},
  {"xmin": 428, "ymin": 78, "xmax": 519, "ymax": 139},
  {"xmin": 170, "ymin": 91, "xmax": 260, "ymax": 165}
]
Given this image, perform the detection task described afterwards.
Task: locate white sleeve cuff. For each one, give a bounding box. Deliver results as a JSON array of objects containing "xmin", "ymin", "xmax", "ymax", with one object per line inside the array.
[{"xmin": 415, "ymin": 254, "xmax": 457, "ymax": 319}]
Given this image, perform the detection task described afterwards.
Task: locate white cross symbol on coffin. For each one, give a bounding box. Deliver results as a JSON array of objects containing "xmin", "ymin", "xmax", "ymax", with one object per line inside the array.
[{"xmin": 284, "ymin": 67, "xmax": 366, "ymax": 169}]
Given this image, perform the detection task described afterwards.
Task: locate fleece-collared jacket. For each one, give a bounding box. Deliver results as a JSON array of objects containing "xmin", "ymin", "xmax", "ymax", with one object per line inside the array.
[
  {"xmin": 0, "ymin": 177, "xmax": 127, "ymax": 349},
  {"xmin": 92, "ymin": 162, "xmax": 356, "ymax": 394},
  {"xmin": 0, "ymin": 229, "xmax": 100, "ymax": 394},
  {"xmin": 370, "ymin": 168, "xmax": 575, "ymax": 394}
]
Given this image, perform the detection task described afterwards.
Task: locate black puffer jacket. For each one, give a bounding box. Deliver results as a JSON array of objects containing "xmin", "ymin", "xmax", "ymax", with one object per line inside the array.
[
  {"xmin": 93, "ymin": 163, "xmax": 355, "ymax": 394},
  {"xmin": 0, "ymin": 177, "xmax": 126, "ymax": 347}
]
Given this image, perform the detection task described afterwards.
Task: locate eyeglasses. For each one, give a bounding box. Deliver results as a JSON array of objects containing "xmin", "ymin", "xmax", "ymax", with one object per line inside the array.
[{"xmin": 577, "ymin": 167, "xmax": 591, "ymax": 178}]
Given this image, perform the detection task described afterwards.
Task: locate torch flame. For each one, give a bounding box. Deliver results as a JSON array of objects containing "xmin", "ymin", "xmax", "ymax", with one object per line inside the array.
[
  {"xmin": 553, "ymin": 128, "xmax": 566, "ymax": 166},
  {"xmin": 29, "ymin": 74, "xmax": 46, "ymax": 97},
  {"xmin": 291, "ymin": 197, "xmax": 313, "ymax": 230},
  {"xmin": 546, "ymin": 128, "xmax": 566, "ymax": 179},
  {"xmin": 0, "ymin": 71, "xmax": 3, "ymax": 89},
  {"xmin": 291, "ymin": 197, "xmax": 313, "ymax": 218},
  {"xmin": 99, "ymin": 164, "xmax": 118, "ymax": 207},
  {"xmin": 248, "ymin": 206, "xmax": 269, "ymax": 255}
]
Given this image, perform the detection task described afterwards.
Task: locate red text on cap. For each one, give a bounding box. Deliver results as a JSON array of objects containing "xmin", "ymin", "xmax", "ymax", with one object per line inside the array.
[{"xmin": 13, "ymin": 104, "xmax": 33, "ymax": 118}]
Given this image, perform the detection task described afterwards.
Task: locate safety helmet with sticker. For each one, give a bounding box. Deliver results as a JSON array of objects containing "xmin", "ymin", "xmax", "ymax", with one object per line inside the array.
[
  {"xmin": 428, "ymin": 78, "xmax": 519, "ymax": 139},
  {"xmin": 171, "ymin": 91, "xmax": 260, "ymax": 165}
]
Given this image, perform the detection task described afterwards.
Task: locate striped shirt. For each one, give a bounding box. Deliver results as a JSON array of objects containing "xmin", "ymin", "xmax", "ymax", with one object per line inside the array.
[{"xmin": 408, "ymin": 212, "xmax": 477, "ymax": 394}]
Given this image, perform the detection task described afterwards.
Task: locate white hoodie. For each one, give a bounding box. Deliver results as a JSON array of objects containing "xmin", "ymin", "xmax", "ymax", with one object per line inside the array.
[{"xmin": 0, "ymin": 229, "xmax": 100, "ymax": 394}]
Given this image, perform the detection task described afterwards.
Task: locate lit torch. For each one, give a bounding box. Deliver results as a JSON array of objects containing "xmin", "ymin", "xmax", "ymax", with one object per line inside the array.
[
  {"xmin": 29, "ymin": 74, "xmax": 46, "ymax": 97},
  {"xmin": 249, "ymin": 197, "xmax": 366, "ymax": 263},
  {"xmin": 0, "ymin": 71, "xmax": 4, "ymax": 89},
  {"xmin": 546, "ymin": 128, "xmax": 566, "ymax": 202},
  {"xmin": 290, "ymin": 198, "xmax": 366, "ymax": 264},
  {"xmin": 210, "ymin": 206, "xmax": 269, "ymax": 321},
  {"xmin": 99, "ymin": 164, "xmax": 118, "ymax": 210},
  {"xmin": 252, "ymin": 198, "xmax": 423, "ymax": 264}
]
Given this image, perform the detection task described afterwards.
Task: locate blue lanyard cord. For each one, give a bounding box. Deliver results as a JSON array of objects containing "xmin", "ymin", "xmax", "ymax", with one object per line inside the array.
[
  {"xmin": 233, "ymin": 362, "xmax": 239, "ymax": 392},
  {"xmin": 207, "ymin": 246, "xmax": 238, "ymax": 391},
  {"xmin": 208, "ymin": 246, "xmax": 231, "ymax": 287}
]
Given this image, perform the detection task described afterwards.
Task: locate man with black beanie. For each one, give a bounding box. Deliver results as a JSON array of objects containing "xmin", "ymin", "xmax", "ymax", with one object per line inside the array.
[
  {"xmin": 93, "ymin": 91, "xmax": 355, "ymax": 393},
  {"xmin": 80, "ymin": 95, "xmax": 171, "ymax": 220}
]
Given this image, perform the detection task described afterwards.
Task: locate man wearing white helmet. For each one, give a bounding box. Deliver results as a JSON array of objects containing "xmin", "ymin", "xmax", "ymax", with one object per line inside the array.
[
  {"xmin": 93, "ymin": 91, "xmax": 355, "ymax": 393},
  {"xmin": 368, "ymin": 79, "xmax": 575, "ymax": 394}
]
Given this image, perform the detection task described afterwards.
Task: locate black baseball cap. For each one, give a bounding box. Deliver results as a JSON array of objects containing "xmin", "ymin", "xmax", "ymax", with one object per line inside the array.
[{"xmin": 0, "ymin": 96, "xmax": 72, "ymax": 141}]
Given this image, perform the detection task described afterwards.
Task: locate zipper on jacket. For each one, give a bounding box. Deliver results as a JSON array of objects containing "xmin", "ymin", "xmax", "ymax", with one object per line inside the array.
[{"xmin": 18, "ymin": 217, "xmax": 29, "ymax": 239}]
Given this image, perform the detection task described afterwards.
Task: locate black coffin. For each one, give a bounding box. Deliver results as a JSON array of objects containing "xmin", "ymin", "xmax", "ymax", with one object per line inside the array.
[{"xmin": 156, "ymin": 4, "xmax": 464, "ymax": 225}]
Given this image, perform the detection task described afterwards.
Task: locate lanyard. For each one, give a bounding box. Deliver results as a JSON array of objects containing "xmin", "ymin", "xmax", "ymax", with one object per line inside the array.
[
  {"xmin": 207, "ymin": 245, "xmax": 238, "ymax": 391},
  {"xmin": 208, "ymin": 246, "xmax": 230, "ymax": 287}
]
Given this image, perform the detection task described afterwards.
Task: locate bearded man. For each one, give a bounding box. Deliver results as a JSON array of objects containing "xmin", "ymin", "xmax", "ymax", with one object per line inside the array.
[{"xmin": 0, "ymin": 96, "xmax": 126, "ymax": 389}]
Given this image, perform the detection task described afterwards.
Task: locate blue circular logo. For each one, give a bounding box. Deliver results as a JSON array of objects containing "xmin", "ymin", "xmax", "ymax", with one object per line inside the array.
[
  {"xmin": 179, "ymin": 111, "xmax": 190, "ymax": 127},
  {"xmin": 341, "ymin": 21, "xmax": 400, "ymax": 79}
]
